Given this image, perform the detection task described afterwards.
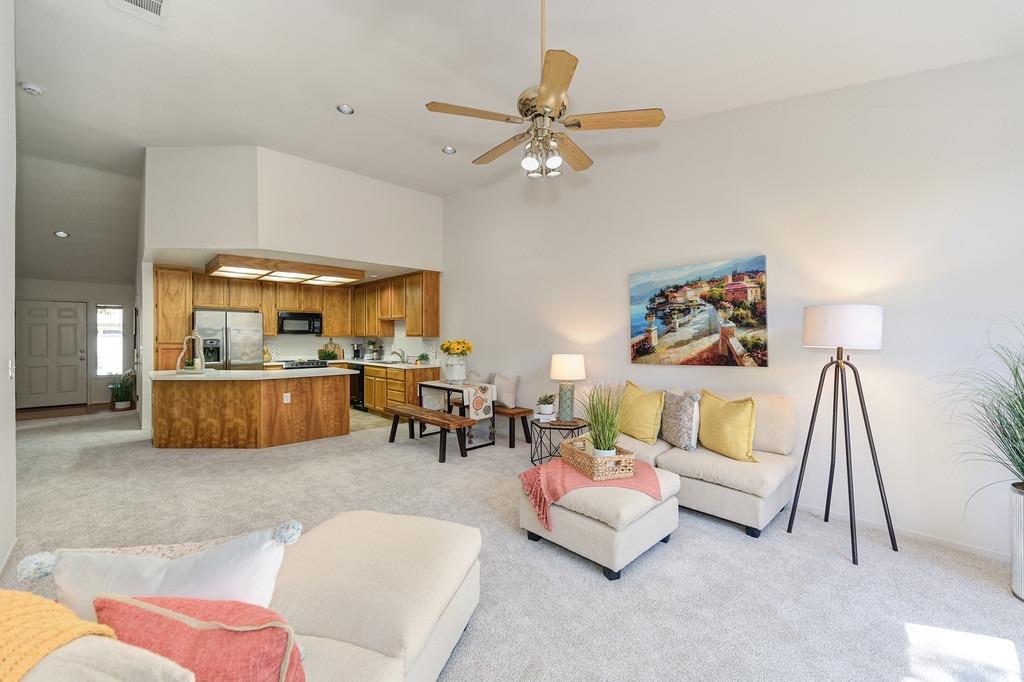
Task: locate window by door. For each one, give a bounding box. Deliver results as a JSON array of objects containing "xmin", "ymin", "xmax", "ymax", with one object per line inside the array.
[{"xmin": 96, "ymin": 305, "xmax": 124, "ymax": 376}]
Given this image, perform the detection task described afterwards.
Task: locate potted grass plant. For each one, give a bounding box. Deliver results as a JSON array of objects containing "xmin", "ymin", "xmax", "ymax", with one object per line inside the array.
[
  {"xmin": 577, "ymin": 384, "xmax": 624, "ymax": 457},
  {"xmin": 110, "ymin": 370, "xmax": 136, "ymax": 411},
  {"xmin": 537, "ymin": 393, "xmax": 556, "ymax": 415},
  {"xmin": 950, "ymin": 325, "xmax": 1024, "ymax": 601}
]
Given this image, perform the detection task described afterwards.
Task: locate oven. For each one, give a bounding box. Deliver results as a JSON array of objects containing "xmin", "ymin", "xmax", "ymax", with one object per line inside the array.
[{"xmin": 277, "ymin": 311, "xmax": 322, "ymax": 335}]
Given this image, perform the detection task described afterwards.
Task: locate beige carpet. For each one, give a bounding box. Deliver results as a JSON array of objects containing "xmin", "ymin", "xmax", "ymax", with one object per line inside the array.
[{"xmin": 3, "ymin": 412, "xmax": 1023, "ymax": 681}]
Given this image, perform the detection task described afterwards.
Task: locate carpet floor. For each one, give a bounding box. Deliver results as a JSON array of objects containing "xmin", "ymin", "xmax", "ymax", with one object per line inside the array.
[{"xmin": 3, "ymin": 412, "xmax": 1022, "ymax": 681}]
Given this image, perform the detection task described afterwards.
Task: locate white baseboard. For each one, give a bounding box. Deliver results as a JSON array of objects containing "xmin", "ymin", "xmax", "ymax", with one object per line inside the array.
[
  {"xmin": 0, "ymin": 536, "xmax": 16, "ymax": 575},
  {"xmin": 796, "ymin": 503, "xmax": 1010, "ymax": 563}
]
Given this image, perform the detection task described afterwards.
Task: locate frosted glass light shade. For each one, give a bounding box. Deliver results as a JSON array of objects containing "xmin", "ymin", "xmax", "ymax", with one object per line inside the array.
[
  {"xmin": 803, "ymin": 305, "xmax": 883, "ymax": 350},
  {"xmin": 550, "ymin": 354, "xmax": 586, "ymax": 381}
]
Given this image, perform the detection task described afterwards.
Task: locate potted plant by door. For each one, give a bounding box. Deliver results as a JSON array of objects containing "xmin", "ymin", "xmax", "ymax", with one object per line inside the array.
[
  {"xmin": 537, "ymin": 393, "xmax": 556, "ymax": 415},
  {"xmin": 110, "ymin": 370, "xmax": 136, "ymax": 412},
  {"xmin": 577, "ymin": 383, "xmax": 624, "ymax": 457},
  {"xmin": 440, "ymin": 339, "xmax": 472, "ymax": 384},
  {"xmin": 951, "ymin": 325, "xmax": 1024, "ymax": 601}
]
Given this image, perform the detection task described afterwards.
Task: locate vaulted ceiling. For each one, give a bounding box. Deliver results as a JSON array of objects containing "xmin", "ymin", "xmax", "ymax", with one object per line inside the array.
[{"xmin": 13, "ymin": 0, "xmax": 1024, "ymax": 282}]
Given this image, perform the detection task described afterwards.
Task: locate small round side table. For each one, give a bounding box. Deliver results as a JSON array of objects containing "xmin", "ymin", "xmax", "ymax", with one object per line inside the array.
[{"xmin": 529, "ymin": 418, "xmax": 588, "ymax": 465}]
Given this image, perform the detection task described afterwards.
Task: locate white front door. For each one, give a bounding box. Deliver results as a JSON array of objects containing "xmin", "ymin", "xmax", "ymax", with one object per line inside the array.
[{"xmin": 15, "ymin": 300, "xmax": 88, "ymax": 408}]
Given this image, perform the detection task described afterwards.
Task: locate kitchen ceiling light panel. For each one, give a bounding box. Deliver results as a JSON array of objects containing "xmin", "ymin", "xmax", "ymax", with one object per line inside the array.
[
  {"xmin": 219, "ymin": 266, "xmax": 271, "ymax": 276},
  {"xmin": 309, "ymin": 275, "xmax": 357, "ymax": 284},
  {"xmin": 211, "ymin": 271, "xmax": 262, "ymax": 279},
  {"xmin": 269, "ymin": 271, "xmax": 316, "ymax": 280},
  {"xmin": 260, "ymin": 275, "xmax": 306, "ymax": 283}
]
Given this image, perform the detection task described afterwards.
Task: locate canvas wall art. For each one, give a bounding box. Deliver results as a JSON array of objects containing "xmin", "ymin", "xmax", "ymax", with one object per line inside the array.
[{"xmin": 629, "ymin": 255, "xmax": 767, "ymax": 367}]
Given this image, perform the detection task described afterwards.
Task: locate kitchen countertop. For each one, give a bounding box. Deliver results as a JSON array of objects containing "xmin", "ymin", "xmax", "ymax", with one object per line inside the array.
[
  {"xmin": 262, "ymin": 358, "xmax": 441, "ymax": 370},
  {"xmin": 150, "ymin": 367, "xmax": 358, "ymax": 381}
]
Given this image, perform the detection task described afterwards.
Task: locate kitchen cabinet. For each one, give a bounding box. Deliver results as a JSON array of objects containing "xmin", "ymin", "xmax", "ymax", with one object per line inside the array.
[
  {"xmin": 155, "ymin": 266, "xmax": 193, "ymax": 370},
  {"xmin": 362, "ymin": 282, "xmax": 393, "ymax": 337},
  {"xmin": 379, "ymin": 277, "xmax": 406, "ymax": 320},
  {"xmin": 364, "ymin": 366, "xmax": 388, "ymax": 411},
  {"xmin": 260, "ymin": 282, "xmax": 277, "ymax": 336},
  {"xmin": 155, "ymin": 344, "xmax": 183, "ymax": 371},
  {"xmin": 228, "ymin": 279, "xmax": 261, "ymax": 310},
  {"xmin": 405, "ymin": 271, "xmax": 440, "ymax": 337},
  {"xmin": 352, "ymin": 285, "xmax": 367, "ymax": 337},
  {"xmin": 300, "ymin": 286, "xmax": 323, "ymax": 312},
  {"xmin": 192, "ymin": 274, "xmax": 228, "ymax": 309},
  {"xmin": 322, "ymin": 287, "xmax": 352, "ymax": 337},
  {"xmin": 276, "ymin": 283, "xmax": 302, "ymax": 311}
]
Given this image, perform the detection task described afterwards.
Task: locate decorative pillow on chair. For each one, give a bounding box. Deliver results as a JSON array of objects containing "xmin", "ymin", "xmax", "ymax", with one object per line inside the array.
[
  {"xmin": 698, "ymin": 390, "xmax": 757, "ymax": 462},
  {"xmin": 467, "ymin": 370, "xmax": 492, "ymax": 385},
  {"xmin": 95, "ymin": 595, "xmax": 304, "ymax": 682},
  {"xmin": 619, "ymin": 381, "xmax": 665, "ymax": 445},
  {"xmin": 494, "ymin": 373, "xmax": 519, "ymax": 407},
  {"xmin": 18, "ymin": 521, "xmax": 302, "ymax": 621},
  {"xmin": 661, "ymin": 390, "xmax": 700, "ymax": 451}
]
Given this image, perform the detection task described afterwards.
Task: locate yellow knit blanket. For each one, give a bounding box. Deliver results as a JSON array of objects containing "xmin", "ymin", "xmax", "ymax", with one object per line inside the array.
[{"xmin": 0, "ymin": 589, "xmax": 115, "ymax": 681}]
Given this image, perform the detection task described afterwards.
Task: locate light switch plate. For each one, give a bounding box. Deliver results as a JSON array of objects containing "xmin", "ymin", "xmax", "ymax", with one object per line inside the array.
[{"xmin": 283, "ymin": 392, "xmax": 291, "ymax": 404}]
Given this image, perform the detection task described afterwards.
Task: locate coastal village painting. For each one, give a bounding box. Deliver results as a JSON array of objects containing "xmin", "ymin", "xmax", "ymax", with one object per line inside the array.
[{"xmin": 629, "ymin": 255, "xmax": 768, "ymax": 367}]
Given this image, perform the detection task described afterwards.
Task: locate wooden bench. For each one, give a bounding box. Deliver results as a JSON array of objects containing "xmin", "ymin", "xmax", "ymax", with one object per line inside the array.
[
  {"xmin": 448, "ymin": 398, "xmax": 534, "ymax": 448},
  {"xmin": 386, "ymin": 403, "xmax": 476, "ymax": 463}
]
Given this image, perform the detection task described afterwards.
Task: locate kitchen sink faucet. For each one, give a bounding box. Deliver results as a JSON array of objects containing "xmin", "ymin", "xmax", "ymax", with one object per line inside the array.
[{"xmin": 391, "ymin": 349, "xmax": 408, "ymax": 363}]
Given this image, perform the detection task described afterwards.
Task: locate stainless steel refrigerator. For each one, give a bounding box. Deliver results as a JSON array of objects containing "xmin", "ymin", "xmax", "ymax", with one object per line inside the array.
[{"xmin": 192, "ymin": 310, "xmax": 264, "ymax": 370}]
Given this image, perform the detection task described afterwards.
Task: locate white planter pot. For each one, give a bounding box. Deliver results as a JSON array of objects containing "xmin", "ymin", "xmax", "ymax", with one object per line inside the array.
[
  {"xmin": 538, "ymin": 404, "xmax": 554, "ymax": 415},
  {"xmin": 593, "ymin": 447, "xmax": 617, "ymax": 458},
  {"xmin": 1013, "ymin": 483, "xmax": 1023, "ymax": 602},
  {"xmin": 444, "ymin": 356, "xmax": 467, "ymax": 384},
  {"xmin": 113, "ymin": 401, "xmax": 131, "ymax": 410}
]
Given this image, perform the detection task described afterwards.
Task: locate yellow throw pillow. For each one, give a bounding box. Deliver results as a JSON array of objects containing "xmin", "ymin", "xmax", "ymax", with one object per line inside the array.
[
  {"xmin": 619, "ymin": 381, "xmax": 665, "ymax": 445},
  {"xmin": 698, "ymin": 390, "xmax": 758, "ymax": 462}
]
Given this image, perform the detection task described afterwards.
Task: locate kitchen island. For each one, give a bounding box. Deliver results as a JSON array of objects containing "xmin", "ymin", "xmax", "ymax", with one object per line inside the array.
[{"xmin": 150, "ymin": 367, "xmax": 357, "ymax": 448}]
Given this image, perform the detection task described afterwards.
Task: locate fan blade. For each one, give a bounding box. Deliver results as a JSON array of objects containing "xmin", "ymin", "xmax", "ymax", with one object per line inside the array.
[
  {"xmin": 536, "ymin": 50, "xmax": 578, "ymax": 114},
  {"xmin": 562, "ymin": 108, "xmax": 665, "ymax": 131},
  {"xmin": 425, "ymin": 101, "xmax": 524, "ymax": 124},
  {"xmin": 552, "ymin": 133, "xmax": 593, "ymax": 171},
  {"xmin": 473, "ymin": 132, "xmax": 531, "ymax": 165}
]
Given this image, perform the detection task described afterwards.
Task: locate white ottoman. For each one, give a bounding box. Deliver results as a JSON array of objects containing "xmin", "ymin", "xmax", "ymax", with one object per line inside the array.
[{"xmin": 518, "ymin": 468, "xmax": 680, "ymax": 580}]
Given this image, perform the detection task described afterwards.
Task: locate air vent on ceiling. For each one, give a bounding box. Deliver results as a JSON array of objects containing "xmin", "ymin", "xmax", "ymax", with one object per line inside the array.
[{"xmin": 107, "ymin": 0, "xmax": 167, "ymax": 26}]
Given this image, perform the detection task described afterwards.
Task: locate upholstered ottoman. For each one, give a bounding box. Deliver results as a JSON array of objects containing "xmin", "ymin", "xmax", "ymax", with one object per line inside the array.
[{"xmin": 518, "ymin": 469, "xmax": 680, "ymax": 580}]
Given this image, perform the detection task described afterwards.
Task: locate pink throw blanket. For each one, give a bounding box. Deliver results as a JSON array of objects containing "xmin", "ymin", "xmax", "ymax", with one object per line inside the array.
[{"xmin": 519, "ymin": 459, "xmax": 663, "ymax": 530}]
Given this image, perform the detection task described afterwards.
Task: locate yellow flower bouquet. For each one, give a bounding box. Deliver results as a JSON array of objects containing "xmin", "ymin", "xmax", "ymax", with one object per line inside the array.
[{"xmin": 440, "ymin": 339, "xmax": 473, "ymax": 356}]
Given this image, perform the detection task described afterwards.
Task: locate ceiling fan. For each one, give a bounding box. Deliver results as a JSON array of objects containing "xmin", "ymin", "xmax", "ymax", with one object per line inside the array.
[{"xmin": 425, "ymin": 0, "xmax": 665, "ymax": 178}]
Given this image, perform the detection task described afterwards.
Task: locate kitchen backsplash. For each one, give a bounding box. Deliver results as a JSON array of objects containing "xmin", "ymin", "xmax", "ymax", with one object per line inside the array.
[{"xmin": 265, "ymin": 321, "xmax": 436, "ymax": 362}]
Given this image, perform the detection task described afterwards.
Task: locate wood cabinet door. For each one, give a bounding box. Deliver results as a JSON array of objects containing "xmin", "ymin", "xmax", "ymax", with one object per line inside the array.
[
  {"xmin": 276, "ymin": 283, "xmax": 301, "ymax": 311},
  {"xmin": 228, "ymin": 279, "xmax": 261, "ymax": 310},
  {"xmin": 300, "ymin": 286, "xmax": 324, "ymax": 312},
  {"xmin": 155, "ymin": 343, "xmax": 182, "ymax": 371},
  {"xmin": 260, "ymin": 282, "xmax": 277, "ymax": 336},
  {"xmin": 155, "ymin": 267, "xmax": 193, "ymax": 345},
  {"xmin": 421, "ymin": 270, "xmax": 440, "ymax": 338},
  {"xmin": 322, "ymin": 287, "xmax": 352, "ymax": 337},
  {"xmin": 405, "ymin": 273, "xmax": 422, "ymax": 337},
  {"xmin": 378, "ymin": 279, "xmax": 392, "ymax": 320},
  {"xmin": 365, "ymin": 283, "xmax": 379, "ymax": 337},
  {"xmin": 390, "ymin": 277, "xmax": 407, "ymax": 319},
  {"xmin": 374, "ymin": 377, "xmax": 387, "ymax": 410},
  {"xmin": 193, "ymin": 274, "xmax": 228, "ymax": 308},
  {"xmin": 352, "ymin": 286, "xmax": 366, "ymax": 337}
]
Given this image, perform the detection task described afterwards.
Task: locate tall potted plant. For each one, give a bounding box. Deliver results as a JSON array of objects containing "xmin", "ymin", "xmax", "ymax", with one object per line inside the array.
[
  {"xmin": 577, "ymin": 384, "xmax": 624, "ymax": 457},
  {"xmin": 951, "ymin": 327, "xmax": 1024, "ymax": 601},
  {"xmin": 440, "ymin": 339, "xmax": 472, "ymax": 384},
  {"xmin": 110, "ymin": 370, "xmax": 136, "ymax": 411}
]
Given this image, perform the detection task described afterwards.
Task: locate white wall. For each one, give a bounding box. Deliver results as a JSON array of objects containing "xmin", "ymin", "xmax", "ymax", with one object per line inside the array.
[
  {"xmin": 256, "ymin": 148, "xmax": 443, "ymax": 271},
  {"xmin": 442, "ymin": 55, "xmax": 1024, "ymax": 559},
  {"xmin": 15, "ymin": 278, "xmax": 135, "ymax": 404},
  {"xmin": 1, "ymin": 0, "xmax": 17, "ymax": 568}
]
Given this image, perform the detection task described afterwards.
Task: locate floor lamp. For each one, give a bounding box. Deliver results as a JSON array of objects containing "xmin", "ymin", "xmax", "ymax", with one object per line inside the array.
[{"xmin": 787, "ymin": 304, "xmax": 898, "ymax": 565}]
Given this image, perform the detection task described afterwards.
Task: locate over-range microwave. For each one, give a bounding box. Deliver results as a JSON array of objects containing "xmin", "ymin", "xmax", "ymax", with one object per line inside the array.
[{"xmin": 278, "ymin": 311, "xmax": 322, "ymax": 335}]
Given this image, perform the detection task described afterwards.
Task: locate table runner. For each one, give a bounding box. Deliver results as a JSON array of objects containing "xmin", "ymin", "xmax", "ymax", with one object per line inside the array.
[{"xmin": 419, "ymin": 380, "xmax": 496, "ymax": 421}]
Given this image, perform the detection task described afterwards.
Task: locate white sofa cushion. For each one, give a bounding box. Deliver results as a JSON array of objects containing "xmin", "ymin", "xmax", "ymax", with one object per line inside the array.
[
  {"xmin": 24, "ymin": 635, "xmax": 195, "ymax": 682},
  {"xmin": 270, "ymin": 510, "xmax": 481, "ymax": 668},
  {"xmin": 614, "ymin": 433, "xmax": 673, "ymax": 465},
  {"xmin": 296, "ymin": 635, "xmax": 403, "ymax": 682},
  {"xmin": 717, "ymin": 391, "xmax": 797, "ymax": 455},
  {"xmin": 553, "ymin": 468, "xmax": 681, "ymax": 531},
  {"xmin": 656, "ymin": 446, "xmax": 799, "ymax": 498}
]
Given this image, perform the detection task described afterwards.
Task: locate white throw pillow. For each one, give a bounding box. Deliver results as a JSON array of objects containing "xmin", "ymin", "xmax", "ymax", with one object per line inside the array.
[
  {"xmin": 18, "ymin": 521, "xmax": 301, "ymax": 621},
  {"xmin": 468, "ymin": 370, "xmax": 492, "ymax": 384},
  {"xmin": 24, "ymin": 635, "xmax": 195, "ymax": 682},
  {"xmin": 494, "ymin": 373, "xmax": 519, "ymax": 407}
]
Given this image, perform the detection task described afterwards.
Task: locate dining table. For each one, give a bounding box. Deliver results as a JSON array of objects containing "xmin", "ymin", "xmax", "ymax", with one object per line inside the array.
[{"xmin": 417, "ymin": 379, "xmax": 497, "ymax": 451}]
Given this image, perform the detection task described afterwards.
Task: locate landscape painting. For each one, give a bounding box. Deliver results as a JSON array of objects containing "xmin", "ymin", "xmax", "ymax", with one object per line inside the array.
[{"xmin": 629, "ymin": 255, "xmax": 767, "ymax": 367}]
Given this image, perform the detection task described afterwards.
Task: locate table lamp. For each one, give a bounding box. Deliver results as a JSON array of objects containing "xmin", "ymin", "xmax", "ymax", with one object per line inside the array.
[
  {"xmin": 550, "ymin": 354, "xmax": 585, "ymax": 421},
  {"xmin": 787, "ymin": 304, "xmax": 897, "ymax": 565}
]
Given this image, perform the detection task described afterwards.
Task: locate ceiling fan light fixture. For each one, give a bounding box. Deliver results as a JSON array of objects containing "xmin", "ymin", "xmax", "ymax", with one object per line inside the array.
[
  {"xmin": 520, "ymin": 142, "xmax": 541, "ymax": 171},
  {"xmin": 547, "ymin": 167, "xmax": 562, "ymax": 177},
  {"xmin": 545, "ymin": 139, "xmax": 563, "ymax": 169}
]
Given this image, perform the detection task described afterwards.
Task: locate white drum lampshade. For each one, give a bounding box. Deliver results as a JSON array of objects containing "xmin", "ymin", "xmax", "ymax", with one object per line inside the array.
[
  {"xmin": 802, "ymin": 305, "xmax": 883, "ymax": 351},
  {"xmin": 550, "ymin": 354, "xmax": 585, "ymax": 421}
]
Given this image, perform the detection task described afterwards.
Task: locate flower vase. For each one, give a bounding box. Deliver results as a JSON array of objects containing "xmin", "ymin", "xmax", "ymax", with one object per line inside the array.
[{"xmin": 445, "ymin": 356, "xmax": 467, "ymax": 384}]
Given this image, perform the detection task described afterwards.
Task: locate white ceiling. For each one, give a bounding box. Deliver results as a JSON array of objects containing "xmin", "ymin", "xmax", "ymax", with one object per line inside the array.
[{"xmin": 13, "ymin": 0, "xmax": 1024, "ymax": 282}]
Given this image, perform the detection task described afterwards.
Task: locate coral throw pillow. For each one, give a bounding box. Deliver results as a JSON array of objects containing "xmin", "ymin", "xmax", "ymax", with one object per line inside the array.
[{"xmin": 94, "ymin": 595, "xmax": 305, "ymax": 682}]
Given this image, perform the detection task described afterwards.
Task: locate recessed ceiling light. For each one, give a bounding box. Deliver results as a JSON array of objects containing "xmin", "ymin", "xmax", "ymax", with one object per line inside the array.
[
  {"xmin": 20, "ymin": 82, "xmax": 44, "ymax": 96},
  {"xmin": 336, "ymin": 104, "xmax": 355, "ymax": 115},
  {"xmin": 52, "ymin": 230, "xmax": 69, "ymax": 238},
  {"xmin": 442, "ymin": 145, "xmax": 456, "ymax": 155}
]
